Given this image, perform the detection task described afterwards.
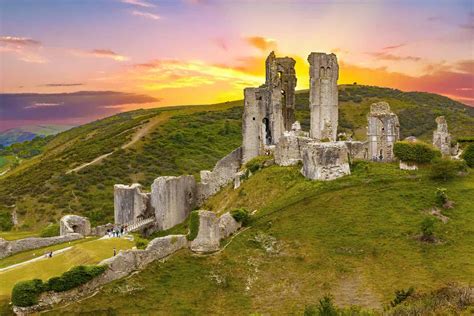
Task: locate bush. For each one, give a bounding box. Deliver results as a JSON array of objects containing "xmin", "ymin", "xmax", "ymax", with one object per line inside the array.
[
  {"xmin": 420, "ymin": 217, "xmax": 436, "ymax": 240},
  {"xmin": 0, "ymin": 212, "xmax": 13, "ymax": 231},
  {"xmin": 230, "ymin": 208, "xmax": 251, "ymax": 226},
  {"xmin": 304, "ymin": 295, "xmax": 338, "ymax": 316},
  {"xmin": 461, "ymin": 144, "xmax": 474, "ymax": 167},
  {"xmin": 46, "ymin": 265, "xmax": 107, "ymax": 292},
  {"xmin": 245, "ymin": 156, "xmax": 272, "ymax": 174},
  {"xmin": 390, "ymin": 287, "xmax": 415, "ymax": 307},
  {"xmin": 11, "ymin": 279, "xmax": 45, "ymax": 307},
  {"xmin": 40, "ymin": 223, "xmax": 60, "ymax": 237},
  {"xmin": 393, "ymin": 141, "xmax": 440, "ymax": 163},
  {"xmin": 435, "ymin": 188, "xmax": 449, "ymax": 207},
  {"xmin": 135, "ymin": 235, "xmax": 149, "ymax": 249},
  {"xmin": 430, "ymin": 158, "xmax": 467, "ymax": 181},
  {"xmin": 187, "ymin": 211, "xmax": 200, "ymax": 241}
]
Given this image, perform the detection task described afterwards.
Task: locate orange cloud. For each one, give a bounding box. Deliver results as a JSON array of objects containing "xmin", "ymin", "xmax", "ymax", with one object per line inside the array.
[
  {"xmin": 72, "ymin": 49, "xmax": 129, "ymax": 61},
  {"xmin": 245, "ymin": 36, "xmax": 277, "ymax": 52}
]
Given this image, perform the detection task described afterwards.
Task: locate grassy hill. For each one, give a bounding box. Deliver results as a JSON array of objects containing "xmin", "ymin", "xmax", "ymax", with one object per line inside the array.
[
  {"xmin": 0, "ymin": 124, "xmax": 73, "ymax": 147},
  {"xmin": 40, "ymin": 162, "xmax": 474, "ymax": 314},
  {"xmin": 0, "ymin": 85, "xmax": 473, "ymax": 231}
]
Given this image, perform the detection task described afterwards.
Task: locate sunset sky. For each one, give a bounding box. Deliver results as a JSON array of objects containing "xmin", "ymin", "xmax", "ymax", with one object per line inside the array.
[{"xmin": 0, "ymin": 0, "xmax": 473, "ymax": 130}]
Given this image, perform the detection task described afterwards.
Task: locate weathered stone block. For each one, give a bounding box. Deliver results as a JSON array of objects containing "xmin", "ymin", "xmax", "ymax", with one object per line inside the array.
[
  {"xmin": 275, "ymin": 133, "xmax": 313, "ymax": 166},
  {"xmin": 433, "ymin": 116, "xmax": 451, "ymax": 157},
  {"xmin": 60, "ymin": 215, "xmax": 91, "ymax": 236},
  {"xmin": 190, "ymin": 210, "xmax": 220, "ymax": 253},
  {"xmin": 114, "ymin": 183, "xmax": 150, "ymax": 225},
  {"xmin": 218, "ymin": 212, "xmax": 241, "ymax": 239},
  {"xmin": 301, "ymin": 142, "xmax": 350, "ymax": 181},
  {"xmin": 151, "ymin": 175, "xmax": 196, "ymax": 231}
]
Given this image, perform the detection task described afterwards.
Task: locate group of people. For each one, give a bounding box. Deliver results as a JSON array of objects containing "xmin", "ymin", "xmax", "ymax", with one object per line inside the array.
[{"xmin": 105, "ymin": 225, "xmax": 127, "ymax": 238}]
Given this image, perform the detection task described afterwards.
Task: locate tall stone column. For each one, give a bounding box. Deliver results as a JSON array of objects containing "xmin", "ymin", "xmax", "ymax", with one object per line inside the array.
[
  {"xmin": 433, "ymin": 116, "xmax": 451, "ymax": 156},
  {"xmin": 308, "ymin": 53, "xmax": 339, "ymax": 141}
]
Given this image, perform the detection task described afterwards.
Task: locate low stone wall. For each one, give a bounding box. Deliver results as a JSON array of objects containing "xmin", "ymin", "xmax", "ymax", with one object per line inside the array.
[
  {"xmin": 0, "ymin": 233, "xmax": 82, "ymax": 259},
  {"xmin": 13, "ymin": 235, "xmax": 189, "ymax": 315},
  {"xmin": 197, "ymin": 147, "xmax": 242, "ymax": 204},
  {"xmin": 90, "ymin": 223, "xmax": 114, "ymax": 236},
  {"xmin": 274, "ymin": 133, "xmax": 312, "ymax": 166},
  {"xmin": 399, "ymin": 160, "xmax": 418, "ymax": 170},
  {"xmin": 344, "ymin": 141, "xmax": 368, "ymax": 160}
]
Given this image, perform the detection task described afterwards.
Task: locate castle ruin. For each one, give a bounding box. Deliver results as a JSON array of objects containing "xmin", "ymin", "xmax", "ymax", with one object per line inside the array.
[
  {"xmin": 433, "ymin": 116, "xmax": 451, "ymax": 156},
  {"xmin": 367, "ymin": 102, "xmax": 400, "ymax": 161},
  {"xmin": 242, "ymin": 52, "xmax": 297, "ymax": 163},
  {"xmin": 308, "ymin": 53, "xmax": 339, "ymax": 141}
]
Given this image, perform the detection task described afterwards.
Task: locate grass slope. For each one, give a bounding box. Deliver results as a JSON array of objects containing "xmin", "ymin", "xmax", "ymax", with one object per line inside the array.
[
  {"xmin": 44, "ymin": 163, "xmax": 474, "ymax": 315},
  {"xmin": 0, "ymin": 237, "xmax": 133, "ymax": 302},
  {"xmin": 0, "ymin": 85, "xmax": 473, "ymax": 231}
]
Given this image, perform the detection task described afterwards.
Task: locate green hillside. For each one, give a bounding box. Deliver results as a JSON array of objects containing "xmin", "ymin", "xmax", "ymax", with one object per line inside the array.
[
  {"xmin": 0, "ymin": 85, "xmax": 473, "ymax": 231},
  {"xmin": 42, "ymin": 162, "xmax": 474, "ymax": 315}
]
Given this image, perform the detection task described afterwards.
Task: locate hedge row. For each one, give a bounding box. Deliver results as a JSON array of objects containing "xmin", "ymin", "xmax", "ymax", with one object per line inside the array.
[
  {"xmin": 393, "ymin": 141, "xmax": 441, "ymax": 163},
  {"xmin": 12, "ymin": 265, "xmax": 107, "ymax": 307}
]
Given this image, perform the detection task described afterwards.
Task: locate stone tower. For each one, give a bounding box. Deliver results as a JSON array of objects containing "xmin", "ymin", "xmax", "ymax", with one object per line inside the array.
[
  {"xmin": 433, "ymin": 116, "xmax": 451, "ymax": 156},
  {"xmin": 242, "ymin": 52, "xmax": 296, "ymax": 163},
  {"xmin": 307, "ymin": 52, "xmax": 339, "ymax": 141},
  {"xmin": 367, "ymin": 102, "xmax": 400, "ymax": 161}
]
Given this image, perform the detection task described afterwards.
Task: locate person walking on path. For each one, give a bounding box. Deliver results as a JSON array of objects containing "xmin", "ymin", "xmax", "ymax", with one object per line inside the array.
[{"xmin": 113, "ymin": 247, "xmax": 116, "ymax": 256}]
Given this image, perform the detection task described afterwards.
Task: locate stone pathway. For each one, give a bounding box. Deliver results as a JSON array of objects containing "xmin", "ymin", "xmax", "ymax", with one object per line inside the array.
[{"xmin": 0, "ymin": 246, "xmax": 73, "ymax": 272}]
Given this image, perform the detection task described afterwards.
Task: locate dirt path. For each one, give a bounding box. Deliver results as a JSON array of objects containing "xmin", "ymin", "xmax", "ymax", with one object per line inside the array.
[{"xmin": 66, "ymin": 114, "xmax": 168, "ymax": 174}]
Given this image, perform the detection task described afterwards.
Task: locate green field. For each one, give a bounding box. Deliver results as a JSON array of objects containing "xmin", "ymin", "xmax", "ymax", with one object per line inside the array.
[
  {"xmin": 40, "ymin": 163, "xmax": 473, "ymax": 315},
  {"xmin": 0, "ymin": 237, "xmax": 133, "ymax": 303}
]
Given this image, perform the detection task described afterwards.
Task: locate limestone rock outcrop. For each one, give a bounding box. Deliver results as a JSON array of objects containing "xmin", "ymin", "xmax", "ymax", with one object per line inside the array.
[
  {"xmin": 190, "ymin": 210, "xmax": 220, "ymax": 253},
  {"xmin": 114, "ymin": 184, "xmax": 150, "ymax": 225},
  {"xmin": 301, "ymin": 142, "xmax": 350, "ymax": 181},
  {"xmin": 60, "ymin": 215, "xmax": 91, "ymax": 236},
  {"xmin": 151, "ymin": 175, "xmax": 196, "ymax": 231},
  {"xmin": 433, "ymin": 116, "xmax": 451, "ymax": 157}
]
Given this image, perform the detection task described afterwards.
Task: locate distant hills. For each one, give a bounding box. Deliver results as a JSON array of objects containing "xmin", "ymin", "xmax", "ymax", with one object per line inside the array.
[{"xmin": 0, "ymin": 125, "xmax": 74, "ymax": 147}]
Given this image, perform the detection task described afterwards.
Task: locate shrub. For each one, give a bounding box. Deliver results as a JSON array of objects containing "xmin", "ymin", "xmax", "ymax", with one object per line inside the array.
[
  {"xmin": 46, "ymin": 265, "xmax": 107, "ymax": 293},
  {"xmin": 11, "ymin": 279, "xmax": 45, "ymax": 307},
  {"xmin": 40, "ymin": 223, "xmax": 60, "ymax": 237},
  {"xmin": 135, "ymin": 235, "xmax": 149, "ymax": 249},
  {"xmin": 435, "ymin": 188, "xmax": 449, "ymax": 207},
  {"xmin": 0, "ymin": 212, "xmax": 13, "ymax": 231},
  {"xmin": 461, "ymin": 144, "xmax": 474, "ymax": 167},
  {"xmin": 430, "ymin": 158, "xmax": 467, "ymax": 181},
  {"xmin": 304, "ymin": 295, "xmax": 338, "ymax": 316},
  {"xmin": 187, "ymin": 211, "xmax": 200, "ymax": 241},
  {"xmin": 230, "ymin": 208, "xmax": 251, "ymax": 226},
  {"xmin": 390, "ymin": 287, "xmax": 415, "ymax": 307},
  {"xmin": 420, "ymin": 217, "xmax": 436, "ymax": 241},
  {"xmin": 393, "ymin": 141, "xmax": 440, "ymax": 163},
  {"xmin": 245, "ymin": 156, "xmax": 272, "ymax": 174}
]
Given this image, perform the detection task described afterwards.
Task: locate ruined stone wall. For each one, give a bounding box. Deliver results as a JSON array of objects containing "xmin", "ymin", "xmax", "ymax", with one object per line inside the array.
[
  {"xmin": 114, "ymin": 184, "xmax": 150, "ymax": 225},
  {"xmin": 60, "ymin": 215, "xmax": 91, "ymax": 236},
  {"xmin": 197, "ymin": 147, "xmax": 242, "ymax": 204},
  {"xmin": 308, "ymin": 53, "xmax": 339, "ymax": 141},
  {"xmin": 367, "ymin": 102, "xmax": 400, "ymax": 161},
  {"xmin": 242, "ymin": 87, "xmax": 265, "ymax": 163},
  {"xmin": 190, "ymin": 210, "xmax": 220, "ymax": 253},
  {"xmin": 301, "ymin": 142, "xmax": 350, "ymax": 181},
  {"xmin": 433, "ymin": 116, "xmax": 451, "ymax": 156},
  {"xmin": 0, "ymin": 234, "xmax": 82, "ymax": 259},
  {"xmin": 344, "ymin": 141, "xmax": 368, "ymax": 160},
  {"xmin": 274, "ymin": 133, "xmax": 313, "ymax": 166},
  {"xmin": 151, "ymin": 175, "xmax": 197, "ymax": 230}
]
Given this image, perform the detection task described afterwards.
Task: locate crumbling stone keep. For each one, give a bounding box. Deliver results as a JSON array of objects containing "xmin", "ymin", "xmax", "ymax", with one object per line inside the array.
[
  {"xmin": 114, "ymin": 184, "xmax": 150, "ymax": 225},
  {"xmin": 308, "ymin": 53, "xmax": 339, "ymax": 141},
  {"xmin": 433, "ymin": 116, "xmax": 451, "ymax": 156},
  {"xmin": 367, "ymin": 102, "xmax": 400, "ymax": 161},
  {"xmin": 242, "ymin": 52, "xmax": 297, "ymax": 163}
]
